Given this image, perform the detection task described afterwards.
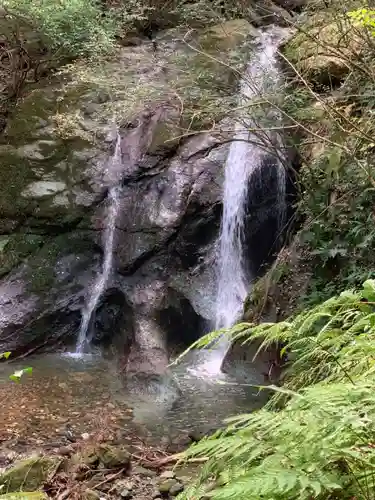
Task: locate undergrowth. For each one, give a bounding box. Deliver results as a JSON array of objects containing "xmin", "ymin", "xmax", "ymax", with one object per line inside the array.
[
  {"xmin": 277, "ymin": 0, "xmax": 375, "ymax": 305},
  {"xmin": 177, "ymin": 280, "xmax": 375, "ymax": 499}
]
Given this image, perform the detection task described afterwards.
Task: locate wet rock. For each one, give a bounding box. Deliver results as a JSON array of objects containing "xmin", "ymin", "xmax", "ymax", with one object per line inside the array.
[
  {"xmin": 0, "ymin": 456, "xmax": 60, "ymax": 492},
  {"xmin": 96, "ymin": 444, "xmax": 131, "ymax": 469},
  {"xmin": 167, "ymin": 435, "xmax": 192, "ymax": 454},
  {"xmin": 131, "ymin": 466, "xmax": 157, "ymax": 477},
  {"xmin": 158, "ymin": 479, "xmax": 183, "ymax": 496},
  {"xmin": 169, "ymin": 482, "xmax": 184, "ymax": 496},
  {"xmin": 0, "ymin": 237, "xmax": 100, "ymax": 356},
  {"xmin": 188, "ymin": 426, "xmax": 218, "ymax": 443},
  {"xmin": 0, "ymin": 19, "xmax": 259, "ymax": 363}
]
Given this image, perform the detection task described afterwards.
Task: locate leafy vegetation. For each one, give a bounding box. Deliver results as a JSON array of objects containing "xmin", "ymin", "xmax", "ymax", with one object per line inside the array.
[
  {"xmin": 0, "ymin": 352, "xmax": 32, "ymax": 382},
  {"xmin": 2, "ymin": 0, "xmax": 116, "ymax": 58},
  {"xmin": 178, "ymin": 280, "xmax": 375, "ymax": 499},
  {"xmin": 259, "ymin": 1, "xmax": 375, "ymax": 306},
  {"xmin": 348, "ymin": 8, "xmax": 375, "ymax": 35}
]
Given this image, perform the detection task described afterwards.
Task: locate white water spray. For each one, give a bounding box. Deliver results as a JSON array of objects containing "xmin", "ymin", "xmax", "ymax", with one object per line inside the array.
[
  {"xmin": 191, "ymin": 31, "xmax": 288, "ymax": 376},
  {"xmin": 76, "ymin": 135, "xmax": 122, "ymax": 353},
  {"xmin": 215, "ymin": 31, "xmax": 286, "ymax": 331}
]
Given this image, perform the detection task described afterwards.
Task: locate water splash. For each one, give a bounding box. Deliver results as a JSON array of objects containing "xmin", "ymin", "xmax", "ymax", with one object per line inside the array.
[{"xmin": 76, "ymin": 135, "xmax": 122, "ymax": 353}]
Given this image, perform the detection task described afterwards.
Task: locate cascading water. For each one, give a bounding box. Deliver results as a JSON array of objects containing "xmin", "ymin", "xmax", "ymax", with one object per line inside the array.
[
  {"xmin": 215, "ymin": 30, "xmax": 286, "ymax": 330},
  {"xmin": 198, "ymin": 30, "xmax": 287, "ymax": 374},
  {"xmin": 75, "ymin": 135, "xmax": 122, "ymax": 354}
]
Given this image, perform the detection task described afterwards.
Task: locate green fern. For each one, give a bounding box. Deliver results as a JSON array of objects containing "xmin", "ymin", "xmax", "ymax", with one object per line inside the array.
[{"xmin": 177, "ymin": 280, "xmax": 375, "ymax": 500}]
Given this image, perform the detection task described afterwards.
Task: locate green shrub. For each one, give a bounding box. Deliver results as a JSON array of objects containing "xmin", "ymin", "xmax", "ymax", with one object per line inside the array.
[
  {"xmin": 348, "ymin": 8, "xmax": 375, "ymax": 36},
  {"xmin": 2, "ymin": 0, "xmax": 116, "ymax": 57}
]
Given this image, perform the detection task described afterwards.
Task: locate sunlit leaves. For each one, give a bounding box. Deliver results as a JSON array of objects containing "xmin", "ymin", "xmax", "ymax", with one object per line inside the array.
[
  {"xmin": 9, "ymin": 367, "xmax": 33, "ymax": 383},
  {"xmin": 348, "ymin": 8, "xmax": 375, "ymax": 36}
]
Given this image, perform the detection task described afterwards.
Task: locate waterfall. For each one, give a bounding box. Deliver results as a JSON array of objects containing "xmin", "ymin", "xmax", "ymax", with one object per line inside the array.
[
  {"xmin": 75, "ymin": 135, "xmax": 122, "ymax": 354},
  {"xmin": 215, "ymin": 30, "xmax": 286, "ymax": 331},
  {"xmin": 189, "ymin": 30, "xmax": 287, "ymax": 378},
  {"xmin": 184, "ymin": 30, "xmax": 286, "ymax": 380}
]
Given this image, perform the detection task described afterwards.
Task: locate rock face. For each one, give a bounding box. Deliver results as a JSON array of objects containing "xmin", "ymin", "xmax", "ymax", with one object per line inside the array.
[
  {"xmin": 0, "ymin": 20, "xmax": 253, "ymax": 370},
  {"xmin": 0, "ymin": 16, "xmax": 296, "ymax": 383}
]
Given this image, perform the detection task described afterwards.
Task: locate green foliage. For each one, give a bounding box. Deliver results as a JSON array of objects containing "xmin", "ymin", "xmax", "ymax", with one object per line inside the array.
[
  {"xmin": 280, "ymin": 3, "xmax": 375, "ymax": 305},
  {"xmin": 177, "ymin": 281, "xmax": 375, "ymax": 499},
  {"xmin": 297, "ymin": 139, "xmax": 375, "ymax": 303},
  {"xmin": 0, "ymin": 352, "xmax": 33, "ymax": 382},
  {"xmin": 9, "ymin": 367, "xmax": 33, "ymax": 383},
  {"xmin": 2, "ymin": 0, "xmax": 116, "ymax": 57},
  {"xmin": 348, "ymin": 8, "xmax": 375, "ymax": 36}
]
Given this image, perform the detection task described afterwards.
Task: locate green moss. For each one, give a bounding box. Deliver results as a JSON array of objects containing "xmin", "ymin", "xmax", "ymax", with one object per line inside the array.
[
  {"xmin": 0, "ymin": 234, "xmax": 44, "ymax": 278},
  {"xmin": 0, "ymin": 457, "xmax": 59, "ymax": 493},
  {"xmin": 283, "ymin": 13, "xmax": 363, "ymax": 85},
  {"xmin": 25, "ymin": 234, "xmax": 95, "ymax": 293},
  {"xmin": 65, "ymin": 20, "xmax": 254, "ymax": 133}
]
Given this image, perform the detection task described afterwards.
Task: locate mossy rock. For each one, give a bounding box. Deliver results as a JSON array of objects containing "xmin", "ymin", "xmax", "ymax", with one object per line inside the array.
[
  {"xmin": 71, "ymin": 446, "xmax": 100, "ymax": 469},
  {"xmin": 201, "ymin": 19, "xmax": 258, "ymax": 52},
  {"xmin": 284, "ymin": 14, "xmax": 363, "ymax": 85},
  {"xmin": 0, "ymin": 234, "xmax": 44, "ymax": 278},
  {"xmin": 96, "ymin": 444, "xmax": 131, "ymax": 469},
  {"xmin": 0, "ymin": 493, "xmax": 48, "ymax": 499},
  {"xmin": 0, "ymin": 457, "xmax": 60, "ymax": 493}
]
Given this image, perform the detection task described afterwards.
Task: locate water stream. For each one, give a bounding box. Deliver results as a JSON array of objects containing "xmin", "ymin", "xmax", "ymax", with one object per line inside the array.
[
  {"xmin": 197, "ymin": 31, "xmax": 287, "ymax": 374},
  {"xmin": 76, "ymin": 135, "xmax": 122, "ymax": 353},
  {"xmin": 215, "ymin": 30, "xmax": 286, "ymax": 331},
  {"xmin": 0, "ymin": 352, "xmax": 267, "ymax": 457}
]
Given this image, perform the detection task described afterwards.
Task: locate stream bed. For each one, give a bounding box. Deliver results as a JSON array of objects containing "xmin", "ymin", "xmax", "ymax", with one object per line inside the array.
[{"xmin": 0, "ymin": 352, "xmax": 266, "ymax": 461}]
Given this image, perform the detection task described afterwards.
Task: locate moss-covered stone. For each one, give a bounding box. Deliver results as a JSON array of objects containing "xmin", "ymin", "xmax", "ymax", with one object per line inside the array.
[
  {"xmin": 96, "ymin": 444, "xmax": 131, "ymax": 469},
  {"xmin": 0, "ymin": 457, "xmax": 60, "ymax": 493},
  {"xmin": 200, "ymin": 19, "xmax": 258, "ymax": 52},
  {"xmin": 284, "ymin": 14, "xmax": 363, "ymax": 85},
  {"xmin": 71, "ymin": 446, "xmax": 100, "ymax": 469},
  {"xmin": 24, "ymin": 233, "xmax": 96, "ymax": 293},
  {"xmin": 0, "ymin": 234, "xmax": 44, "ymax": 278}
]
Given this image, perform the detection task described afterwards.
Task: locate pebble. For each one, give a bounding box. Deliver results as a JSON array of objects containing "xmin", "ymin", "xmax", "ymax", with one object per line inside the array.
[
  {"xmin": 169, "ymin": 482, "xmax": 184, "ymax": 496},
  {"xmin": 158, "ymin": 479, "xmax": 180, "ymax": 494},
  {"xmin": 58, "ymin": 446, "xmax": 74, "ymax": 456},
  {"xmin": 159, "ymin": 470, "xmax": 175, "ymax": 480},
  {"xmin": 120, "ymin": 489, "xmax": 132, "ymax": 499},
  {"xmin": 115, "ymin": 479, "xmax": 134, "ymax": 493},
  {"xmin": 132, "ymin": 465, "xmax": 157, "ymax": 477},
  {"xmin": 81, "ymin": 433, "xmax": 91, "ymax": 440}
]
